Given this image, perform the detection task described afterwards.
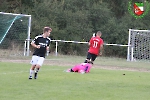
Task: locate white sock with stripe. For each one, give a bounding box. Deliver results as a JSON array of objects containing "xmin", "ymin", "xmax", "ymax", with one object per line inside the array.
[{"xmin": 29, "ymin": 69, "xmax": 34, "ymax": 77}]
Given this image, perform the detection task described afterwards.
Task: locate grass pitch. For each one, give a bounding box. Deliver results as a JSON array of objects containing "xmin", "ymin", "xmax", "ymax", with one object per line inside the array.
[{"xmin": 0, "ymin": 56, "xmax": 150, "ymax": 100}]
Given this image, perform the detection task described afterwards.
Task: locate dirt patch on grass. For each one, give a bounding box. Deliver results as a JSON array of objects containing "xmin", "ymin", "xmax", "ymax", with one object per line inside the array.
[{"xmin": 1, "ymin": 58, "xmax": 150, "ymax": 72}]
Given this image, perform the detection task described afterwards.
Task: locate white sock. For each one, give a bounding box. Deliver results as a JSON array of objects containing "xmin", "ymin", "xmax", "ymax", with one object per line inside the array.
[{"xmin": 29, "ymin": 69, "xmax": 34, "ymax": 76}]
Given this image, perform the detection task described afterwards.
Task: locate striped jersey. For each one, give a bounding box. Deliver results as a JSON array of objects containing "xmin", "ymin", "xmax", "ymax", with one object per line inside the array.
[{"xmin": 32, "ymin": 35, "xmax": 51, "ymax": 57}]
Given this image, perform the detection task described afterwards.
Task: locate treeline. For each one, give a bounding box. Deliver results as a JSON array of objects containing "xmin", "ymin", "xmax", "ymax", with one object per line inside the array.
[{"xmin": 0, "ymin": 0, "xmax": 150, "ymax": 57}]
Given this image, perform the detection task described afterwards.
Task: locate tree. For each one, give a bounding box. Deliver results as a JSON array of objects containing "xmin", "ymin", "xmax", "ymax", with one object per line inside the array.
[{"xmin": 1, "ymin": 0, "xmax": 150, "ymax": 57}]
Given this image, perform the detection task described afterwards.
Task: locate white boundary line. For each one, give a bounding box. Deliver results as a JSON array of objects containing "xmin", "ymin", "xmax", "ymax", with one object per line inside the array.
[{"xmin": 0, "ymin": 69, "xmax": 62, "ymax": 75}]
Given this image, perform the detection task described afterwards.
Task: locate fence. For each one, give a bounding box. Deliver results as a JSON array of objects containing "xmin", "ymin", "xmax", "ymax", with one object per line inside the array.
[{"xmin": 24, "ymin": 39, "xmax": 131, "ymax": 59}]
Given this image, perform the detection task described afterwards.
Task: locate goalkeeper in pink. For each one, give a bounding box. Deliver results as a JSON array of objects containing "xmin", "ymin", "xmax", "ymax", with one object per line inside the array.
[{"xmin": 66, "ymin": 63, "xmax": 92, "ymax": 74}]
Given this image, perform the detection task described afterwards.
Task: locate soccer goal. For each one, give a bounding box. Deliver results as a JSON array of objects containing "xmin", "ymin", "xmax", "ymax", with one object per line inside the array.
[
  {"xmin": 0, "ymin": 12, "xmax": 31, "ymax": 57},
  {"xmin": 127, "ymin": 29, "xmax": 150, "ymax": 62}
]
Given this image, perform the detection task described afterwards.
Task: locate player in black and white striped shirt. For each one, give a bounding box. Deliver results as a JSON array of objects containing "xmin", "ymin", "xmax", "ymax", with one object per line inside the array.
[{"xmin": 29, "ymin": 27, "xmax": 52, "ymax": 79}]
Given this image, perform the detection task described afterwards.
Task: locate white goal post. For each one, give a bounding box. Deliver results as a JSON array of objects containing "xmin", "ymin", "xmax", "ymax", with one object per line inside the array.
[
  {"xmin": 127, "ymin": 29, "xmax": 150, "ymax": 61},
  {"xmin": 0, "ymin": 12, "xmax": 31, "ymax": 56}
]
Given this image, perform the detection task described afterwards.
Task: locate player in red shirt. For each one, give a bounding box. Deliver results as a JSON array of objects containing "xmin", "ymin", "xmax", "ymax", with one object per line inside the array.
[{"xmin": 84, "ymin": 31, "xmax": 103, "ymax": 64}]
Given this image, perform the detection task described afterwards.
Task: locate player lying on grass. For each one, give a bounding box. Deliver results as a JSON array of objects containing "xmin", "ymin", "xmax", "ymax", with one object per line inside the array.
[{"xmin": 66, "ymin": 62, "xmax": 92, "ymax": 74}]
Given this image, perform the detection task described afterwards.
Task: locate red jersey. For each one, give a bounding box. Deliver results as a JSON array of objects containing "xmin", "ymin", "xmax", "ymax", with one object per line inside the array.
[{"xmin": 88, "ymin": 37, "xmax": 103, "ymax": 55}]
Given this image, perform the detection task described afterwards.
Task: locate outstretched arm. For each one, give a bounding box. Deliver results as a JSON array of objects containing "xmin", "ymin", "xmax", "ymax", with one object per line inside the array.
[{"xmin": 99, "ymin": 44, "xmax": 103, "ymax": 56}]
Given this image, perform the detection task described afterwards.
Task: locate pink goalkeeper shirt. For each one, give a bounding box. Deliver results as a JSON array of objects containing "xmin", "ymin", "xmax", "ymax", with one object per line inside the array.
[{"xmin": 72, "ymin": 63, "xmax": 92, "ymax": 73}]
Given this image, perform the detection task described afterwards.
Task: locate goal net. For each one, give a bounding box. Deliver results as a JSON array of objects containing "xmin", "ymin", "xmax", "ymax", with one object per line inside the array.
[
  {"xmin": 127, "ymin": 29, "xmax": 150, "ymax": 61},
  {"xmin": 0, "ymin": 12, "xmax": 31, "ymax": 57}
]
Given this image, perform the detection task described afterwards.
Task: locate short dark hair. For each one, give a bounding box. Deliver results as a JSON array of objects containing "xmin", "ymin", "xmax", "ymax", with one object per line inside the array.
[
  {"xmin": 96, "ymin": 31, "xmax": 102, "ymax": 36},
  {"xmin": 97, "ymin": 31, "xmax": 102, "ymax": 34},
  {"xmin": 43, "ymin": 27, "xmax": 52, "ymax": 33}
]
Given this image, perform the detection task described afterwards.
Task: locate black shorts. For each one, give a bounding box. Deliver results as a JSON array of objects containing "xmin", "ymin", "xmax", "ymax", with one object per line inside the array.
[{"xmin": 86, "ymin": 52, "xmax": 97, "ymax": 61}]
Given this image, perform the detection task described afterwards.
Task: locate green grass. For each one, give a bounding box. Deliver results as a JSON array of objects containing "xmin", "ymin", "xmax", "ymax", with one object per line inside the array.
[
  {"xmin": 0, "ymin": 58, "xmax": 150, "ymax": 100},
  {"xmin": 45, "ymin": 55, "xmax": 150, "ymax": 71}
]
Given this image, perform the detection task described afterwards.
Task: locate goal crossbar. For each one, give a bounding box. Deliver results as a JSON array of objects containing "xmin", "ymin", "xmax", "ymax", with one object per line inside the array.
[{"xmin": 0, "ymin": 12, "xmax": 31, "ymax": 17}]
